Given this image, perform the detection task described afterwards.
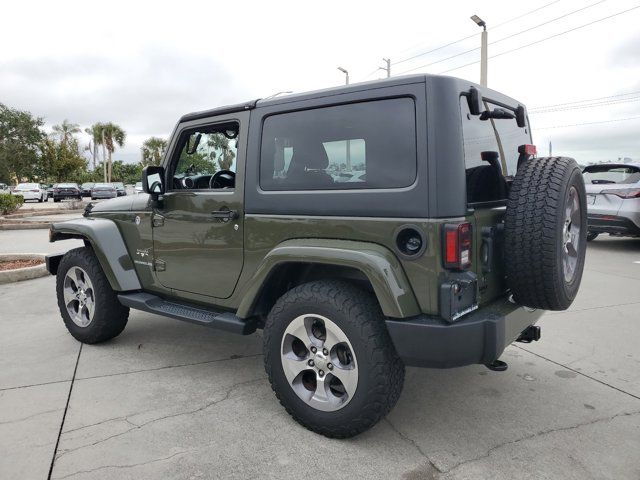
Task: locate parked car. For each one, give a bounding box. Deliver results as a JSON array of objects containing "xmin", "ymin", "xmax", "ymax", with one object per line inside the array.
[
  {"xmin": 0, "ymin": 183, "xmax": 9, "ymax": 192},
  {"xmin": 90, "ymin": 183, "xmax": 117, "ymax": 200},
  {"xmin": 46, "ymin": 74, "xmax": 587, "ymax": 438},
  {"xmin": 52, "ymin": 183, "xmax": 82, "ymax": 202},
  {"xmin": 12, "ymin": 182, "xmax": 46, "ymax": 202},
  {"xmin": 45, "ymin": 184, "xmax": 54, "ymax": 199},
  {"xmin": 111, "ymin": 182, "xmax": 127, "ymax": 196},
  {"xmin": 134, "ymin": 181, "xmax": 144, "ymax": 194},
  {"xmin": 583, "ymin": 163, "xmax": 640, "ymax": 240},
  {"xmin": 80, "ymin": 183, "xmax": 95, "ymax": 197}
]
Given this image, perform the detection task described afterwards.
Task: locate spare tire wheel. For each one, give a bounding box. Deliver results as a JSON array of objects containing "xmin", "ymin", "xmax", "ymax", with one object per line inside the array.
[{"xmin": 504, "ymin": 157, "xmax": 587, "ymax": 310}]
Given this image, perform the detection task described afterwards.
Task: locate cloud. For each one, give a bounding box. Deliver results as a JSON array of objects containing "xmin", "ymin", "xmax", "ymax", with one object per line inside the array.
[
  {"xmin": 0, "ymin": 48, "xmax": 253, "ymax": 162},
  {"xmin": 610, "ymin": 33, "xmax": 640, "ymax": 68}
]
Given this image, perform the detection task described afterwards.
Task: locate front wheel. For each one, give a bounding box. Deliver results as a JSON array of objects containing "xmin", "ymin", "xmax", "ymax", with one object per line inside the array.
[
  {"xmin": 56, "ymin": 247, "xmax": 129, "ymax": 344},
  {"xmin": 263, "ymin": 280, "xmax": 405, "ymax": 438}
]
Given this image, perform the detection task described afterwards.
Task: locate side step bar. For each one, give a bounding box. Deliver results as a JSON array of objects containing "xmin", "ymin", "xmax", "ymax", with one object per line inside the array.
[{"xmin": 117, "ymin": 292, "xmax": 257, "ymax": 335}]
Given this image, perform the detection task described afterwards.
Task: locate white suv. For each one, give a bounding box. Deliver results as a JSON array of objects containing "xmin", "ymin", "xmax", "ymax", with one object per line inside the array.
[{"xmin": 583, "ymin": 163, "xmax": 640, "ymax": 240}]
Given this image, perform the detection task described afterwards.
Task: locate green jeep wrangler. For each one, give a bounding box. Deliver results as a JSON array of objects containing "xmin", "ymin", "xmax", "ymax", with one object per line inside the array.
[{"xmin": 47, "ymin": 74, "xmax": 587, "ymax": 438}]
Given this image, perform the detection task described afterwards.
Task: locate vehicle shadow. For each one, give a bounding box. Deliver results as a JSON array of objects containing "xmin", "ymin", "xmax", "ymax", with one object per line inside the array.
[{"xmin": 587, "ymin": 236, "xmax": 640, "ymax": 252}]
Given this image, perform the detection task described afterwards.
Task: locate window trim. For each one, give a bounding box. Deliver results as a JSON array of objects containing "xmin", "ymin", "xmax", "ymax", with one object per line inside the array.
[{"xmin": 257, "ymin": 96, "xmax": 419, "ymax": 193}]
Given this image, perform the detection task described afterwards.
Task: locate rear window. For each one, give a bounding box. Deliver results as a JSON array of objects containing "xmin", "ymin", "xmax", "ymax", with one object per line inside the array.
[
  {"xmin": 260, "ymin": 98, "xmax": 417, "ymax": 190},
  {"xmin": 460, "ymin": 97, "xmax": 530, "ymax": 204},
  {"xmin": 582, "ymin": 165, "xmax": 640, "ymax": 185},
  {"xmin": 58, "ymin": 183, "xmax": 76, "ymax": 188}
]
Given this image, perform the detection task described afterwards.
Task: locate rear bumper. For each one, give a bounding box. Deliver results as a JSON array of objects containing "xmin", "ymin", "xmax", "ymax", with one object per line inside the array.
[
  {"xmin": 385, "ymin": 298, "xmax": 544, "ymax": 368},
  {"xmin": 587, "ymin": 213, "xmax": 640, "ymax": 236},
  {"xmin": 54, "ymin": 192, "xmax": 81, "ymax": 199},
  {"xmin": 13, "ymin": 191, "xmax": 39, "ymax": 200}
]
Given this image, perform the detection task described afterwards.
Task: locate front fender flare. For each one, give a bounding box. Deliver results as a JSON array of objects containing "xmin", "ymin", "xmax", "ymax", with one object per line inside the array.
[
  {"xmin": 50, "ymin": 217, "xmax": 141, "ymax": 291},
  {"xmin": 236, "ymin": 239, "xmax": 420, "ymax": 319}
]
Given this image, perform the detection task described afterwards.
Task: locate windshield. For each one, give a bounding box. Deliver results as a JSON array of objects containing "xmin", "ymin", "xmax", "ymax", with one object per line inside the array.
[
  {"xmin": 582, "ymin": 165, "xmax": 640, "ymax": 185},
  {"xmin": 94, "ymin": 183, "xmax": 112, "ymax": 188}
]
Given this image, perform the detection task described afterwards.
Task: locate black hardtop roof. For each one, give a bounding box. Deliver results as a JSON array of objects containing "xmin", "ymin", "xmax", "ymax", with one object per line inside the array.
[{"xmin": 179, "ymin": 74, "xmax": 525, "ymax": 123}]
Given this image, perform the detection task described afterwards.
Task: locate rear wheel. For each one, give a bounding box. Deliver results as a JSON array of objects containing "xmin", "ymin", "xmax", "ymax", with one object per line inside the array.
[
  {"xmin": 505, "ymin": 157, "xmax": 587, "ymax": 310},
  {"xmin": 56, "ymin": 247, "xmax": 129, "ymax": 344},
  {"xmin": 587, "ymin": 232, "xmax": 599, "ymax": 242},
  {"xmin": 264, "ymin": 280, "xmax": 404, "ymax": 438}
]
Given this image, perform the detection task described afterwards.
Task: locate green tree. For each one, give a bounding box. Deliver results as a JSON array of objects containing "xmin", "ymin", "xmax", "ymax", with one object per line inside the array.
[
  {"xmin": 141, "ymin": 137, "xmax": 167, "ymax": 167},
  {"xmin": 0, "ymin": 103, "xmax": 45, "ymax": 184},
  {"xmin": 110, "ymin": 160, "xmax": 143, "ymax": 184},
  {"xmin": 207, "ymin": 134, "xmax": 235, "ymax": 170},
  {"xmin": 100, "ymin": 123, "xmax": 126, "ymax": 183},
  {"xmin": 40, "ymin": 137, "xmax": 87, "ymax": 182},
  {"xmin": 52, "ymin": 119, "xmax": 81, "ymax": 146}
]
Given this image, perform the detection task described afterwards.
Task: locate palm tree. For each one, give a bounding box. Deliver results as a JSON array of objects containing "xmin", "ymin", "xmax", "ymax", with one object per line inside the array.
[
  {"xmin": 140, "ymin": 137, "xmax": 168, "ymax": 167},
  {"xmin": 100, "ymin": 123, "xmax": 126, "ymax": 182},
  {"xmin": 52, "ymin": 119, "xmax": 81, "ymax": 146},
  {"xmin": 84, "ymin": 123, "xmax": 104, "ymax": 171}
]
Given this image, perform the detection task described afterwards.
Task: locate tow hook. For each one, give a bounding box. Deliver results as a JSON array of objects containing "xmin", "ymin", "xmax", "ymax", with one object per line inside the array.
[
  {"xmin": 517, "ymin": 325, "xmax": 541, "ymax": 343},
  {"xmin": 485, "ymin": 359, "xmax": 508, "ymax": 372}
]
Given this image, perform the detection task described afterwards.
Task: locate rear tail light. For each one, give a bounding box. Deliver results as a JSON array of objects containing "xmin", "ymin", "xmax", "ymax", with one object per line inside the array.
[
  {"xmin": 600, "ymin": 188, "xmax": 640, "ymax": 199},
  {"xmin": 443, "ymin": 223, "xmax": 472, "ymax": 270},
  {"xmin": 518, "ymin": 144, "xmax": 537, "ymax": 156},
  {"xmin": 30, "ymin": 189, "xmax": 39, "ymax": 192}
]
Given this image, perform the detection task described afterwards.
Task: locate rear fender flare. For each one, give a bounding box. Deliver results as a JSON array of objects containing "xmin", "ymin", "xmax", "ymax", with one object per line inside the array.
[
  {"xmin": 49, "ymin": 218, "xmax": 141, "ymax": 291},
  {"xmin": 236, "ymin": 239, "xmax": 420, "ymax": 319}
]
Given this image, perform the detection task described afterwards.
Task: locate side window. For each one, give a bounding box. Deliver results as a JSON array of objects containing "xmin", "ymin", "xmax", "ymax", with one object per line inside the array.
[
  {"xmin": 171, "ymin": 123, "xmax": 239, "ymax": 190},
  {"xmin": 460, "ymin": 97, "xmax": 504, "ymax": 204},
  {"xmin": 260, "ymin": 98, "xmax": 416, "ymax": 190}
]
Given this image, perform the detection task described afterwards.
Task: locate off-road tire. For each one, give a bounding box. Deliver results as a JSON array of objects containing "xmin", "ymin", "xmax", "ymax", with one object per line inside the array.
[
  {"xmin": 587, "ymin": 232, "xmax": 599, "ymax": 242},
  {"xmin": 264, "ymin": 280, "xmax": 405, "ymax": 438},
  {"xmin": 56, "ymin": 247, "xmax": 129, "ymax": 343},
  {"xmin": 504, "ymin": 156, "xmax": 587, "ymax": 310}
]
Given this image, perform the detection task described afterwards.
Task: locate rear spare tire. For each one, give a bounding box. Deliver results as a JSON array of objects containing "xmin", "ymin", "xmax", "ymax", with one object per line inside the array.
[{"xmin": 504, "ymin": 157, "xmax": 587, "ymax": 310}]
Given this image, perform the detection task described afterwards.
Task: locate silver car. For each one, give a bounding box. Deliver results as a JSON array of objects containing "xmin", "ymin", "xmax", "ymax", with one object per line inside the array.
[
  {"xmin": 90, "ymin": 183, "xmax": 117, "ymax": 200},
  {"xmin": 583, "ymin": 163, "xmax": 640, "ymax": 241}
]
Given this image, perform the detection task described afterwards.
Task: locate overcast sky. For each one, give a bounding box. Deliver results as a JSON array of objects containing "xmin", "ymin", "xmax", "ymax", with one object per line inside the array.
[{"xmin": 1, "ymin": 0, "xmax": 639, "ymax": 165}]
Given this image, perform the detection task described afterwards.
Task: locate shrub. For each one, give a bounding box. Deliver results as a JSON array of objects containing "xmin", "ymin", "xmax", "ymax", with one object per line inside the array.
[{"xmin": 0, "ymin": 193, "xmax": 24, "ymax": 215}]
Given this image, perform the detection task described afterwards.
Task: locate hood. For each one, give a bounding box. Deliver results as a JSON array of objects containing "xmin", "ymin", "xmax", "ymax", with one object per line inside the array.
[{"xmin": 89, "ymin": 193, "xmax": 151, "ymax": 213}]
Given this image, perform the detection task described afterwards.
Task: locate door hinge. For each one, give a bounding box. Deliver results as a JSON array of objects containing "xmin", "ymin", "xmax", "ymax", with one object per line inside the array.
[
  {"xmin": 153, "ymin": 259, "xmax": 166, "ymax": 272},
  {"xmin": 152, "ymin": 214, "xmax": 164, "ymax": 227}
]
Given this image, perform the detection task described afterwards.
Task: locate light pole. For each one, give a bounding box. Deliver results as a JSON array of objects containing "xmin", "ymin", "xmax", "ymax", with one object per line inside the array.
[
  {"xmin": 379, "ymin": 58, "xmax": 391, "ymax": 78},
  {"xmin": 337, "ymin": 66, "xmax": 349, "ymax": 85},
  {"xmin": 471, "ymin": 15, "xmax": 487, "ymax": 87}
]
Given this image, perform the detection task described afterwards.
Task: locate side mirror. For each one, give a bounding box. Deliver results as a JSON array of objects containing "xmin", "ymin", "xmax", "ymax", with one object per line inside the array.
[
  {"xmin": 142, "ymin": 166, "xmax": 165, "ymax": 196},
  {"xmin": 467, "ymin": 87, "xmax": 483, "ymax": 116}
]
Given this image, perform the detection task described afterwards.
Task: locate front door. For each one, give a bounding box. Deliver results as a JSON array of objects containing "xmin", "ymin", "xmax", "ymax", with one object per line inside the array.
[{"xmin": 152, "ymin": 112, "xmax": 248, "ymax": 299}]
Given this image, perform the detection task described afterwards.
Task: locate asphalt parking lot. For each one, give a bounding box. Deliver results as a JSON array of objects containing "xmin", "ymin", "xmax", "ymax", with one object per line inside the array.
[{"xmin": 1, "ymin": 230, "xmax": 639, "ymax": 480}]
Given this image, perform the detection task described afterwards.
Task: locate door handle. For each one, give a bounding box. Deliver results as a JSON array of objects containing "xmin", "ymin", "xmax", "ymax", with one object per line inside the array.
[{"xmin": 211, "ymin": 209, "xmax": 239, "ymax": 221}]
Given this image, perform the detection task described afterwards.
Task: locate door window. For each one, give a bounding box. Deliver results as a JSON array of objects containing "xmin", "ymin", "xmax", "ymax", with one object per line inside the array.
[{"xmin": 170, "ymin": 123, "xmax": 239, "ymax": 190}]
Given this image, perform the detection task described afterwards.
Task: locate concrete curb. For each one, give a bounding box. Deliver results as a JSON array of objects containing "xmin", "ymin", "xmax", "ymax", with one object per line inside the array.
[
  {"xmin": 0, "ymin": 222, "xmax": 52, "ymax": 230},
  {"xmin": 0, "ymin": 253, "xmax": 48, "ymax": 284},
  {"xmin": 3, "ymin": 209, "xmax": 83, "ymax": 219}
]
